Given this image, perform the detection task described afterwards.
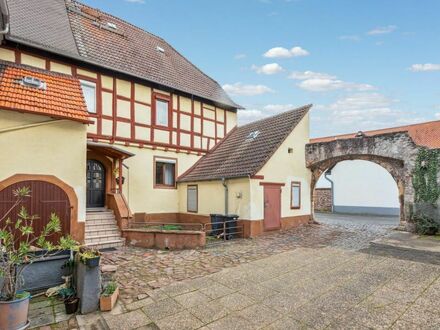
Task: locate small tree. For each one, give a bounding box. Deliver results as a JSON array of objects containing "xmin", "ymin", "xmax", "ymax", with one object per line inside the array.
[{"xmin": 0, "ymin": 186, "xmax": 78, "ymax": 301}]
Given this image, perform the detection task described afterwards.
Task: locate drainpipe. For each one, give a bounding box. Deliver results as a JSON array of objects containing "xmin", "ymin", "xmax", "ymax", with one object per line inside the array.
[
  {"xmin": 0, "ymin": 0, "xmax": 10, "ymax": 36},
  {"xmin": 122, "ymin": 163, "xmax": 130, "ymax": 204},
  {"xmin": 222, "ymin": 178, "xmax": 228, "ymax": 215},
  {"xmin": 324, "ymin": 170, "xmax": 334, "ymax": 213}
]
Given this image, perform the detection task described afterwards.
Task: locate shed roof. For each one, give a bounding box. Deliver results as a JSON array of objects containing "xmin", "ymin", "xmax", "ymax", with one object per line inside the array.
[
  {"xmin": 178, "ymin": 105, "xmax": 311, "ymax": 182},
  {"xmin": 0, "ymin": 61, "xmax": 90, "ymax": 123},
  {"xmin": 4, "ymin": 0, "xmax": 240, "ymax": 109}
]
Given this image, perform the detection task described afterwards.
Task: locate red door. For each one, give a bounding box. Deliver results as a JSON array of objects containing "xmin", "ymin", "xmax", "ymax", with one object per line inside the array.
[
  {"xmin": 0, "ymin": 180, "xmax": 71, "ymax": 245},
  {"xmin": 263, "ymin": 185, "xmax": 281, "ymax": 230}
]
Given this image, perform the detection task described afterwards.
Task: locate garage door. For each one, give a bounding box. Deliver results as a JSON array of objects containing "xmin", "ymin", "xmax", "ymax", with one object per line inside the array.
[{"xmin": 0, "ymin": 180, "xmax": 71, "ymax": 245}]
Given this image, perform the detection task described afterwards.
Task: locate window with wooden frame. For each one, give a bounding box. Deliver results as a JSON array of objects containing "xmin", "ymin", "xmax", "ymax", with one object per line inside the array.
[
  {"xmin": 187, "ymin": 185, "xmax": 198, "ymax": 213},
  {"xmin": 154, "ymin": 157, "xmax": 176, "ymax": 188},
  {"xmin": 153, "ymin": 94, "xmax": 170, "ymax": 128},
  {"xmin": 80, "ymin": 80, "xmax": 96, "ymax": 113},
  {"xmin": 291, "ymin": 181, "xmax": 301, "ymax": 209}
]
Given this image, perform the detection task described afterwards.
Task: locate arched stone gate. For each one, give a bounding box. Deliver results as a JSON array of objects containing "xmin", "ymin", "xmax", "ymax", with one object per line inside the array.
[{"xmin": 306, "ymin": 132, "xmax": 420, "ymax": 228}]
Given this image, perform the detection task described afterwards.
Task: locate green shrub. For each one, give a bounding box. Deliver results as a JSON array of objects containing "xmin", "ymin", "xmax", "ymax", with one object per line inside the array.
[
  {"xmin": 102, "ymin": 281, "xmax": 118, "ymax": 296},
  {"xmin": 415, "ymin": 215, "xmax": 440, "ymax": 235}
]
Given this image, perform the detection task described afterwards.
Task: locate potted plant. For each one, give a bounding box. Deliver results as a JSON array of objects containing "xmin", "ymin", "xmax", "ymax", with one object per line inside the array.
[
  {"xmin": 100, "ymin": 281, "xmax": 119, "ymax": 311},
  {"xmin": 78, "ymin": 247, "xmax": 101, "ymax": 267},
  {"xmin": 58, "ymin": 287, "xmax": 79, "ymax": 314},
  {"xmin": 0, "ymin": 187, "xmax": 78, "ymax": 330}
]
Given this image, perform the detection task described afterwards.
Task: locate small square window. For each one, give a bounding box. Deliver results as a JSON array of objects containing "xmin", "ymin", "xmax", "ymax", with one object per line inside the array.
[
  {"xmin": 291, "ymin": 182, "xmax": 301, "ymax": 209},
  {"xmin": 155, "ymin": 98, "xmax": 169, "ymax": 127},
  {"xmin": 187, "ymin": 185, "xmax": 198, "ymax": 213},
  {"xmin": 80, "ymin": 80, "xmax": 96, "ymax": 113},
  {"xmin": 155, "ymin": 159, "xmax": 176, "ymax": 187}
]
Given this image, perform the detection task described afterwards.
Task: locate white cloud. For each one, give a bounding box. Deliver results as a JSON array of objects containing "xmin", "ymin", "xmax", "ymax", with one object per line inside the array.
[
  {"xmin": 263, "ymin": 46, "xmax": 309, "ymax": 58},
  {"xmin": 124, "ymin": 0, "xmax": 145, "ymax": 3},
  {"xmin": 222, "ymin": 83, "xmax": 274, "ymax": 96},
  {"xmin": 290, "ymin": 70, "xmax": 374, "ymax": 92},
  {"xmin": 251, "ymin": 63, "xmax": 283, "ymax": 75},
  {"xmin": 339, "ymin": 35, "xmax": 360, "ymax": 42},
  {"xmin": 297, "ymin": 78, "xmax": 374, "ymax": 92},
  {"xmin": 234, "ymin": 53, "xmax": 246, "ymax": 60},
  {"xmin": 288, "ymin": 71, "xmax": 336, "ymax": 80},
  {"xmin": 409, "ymin": 63, "xmax": 440, "ymax": 72},
  {"xmin": 238, "ymin": 103, "xmax": 295, "ymax": 125},
  {"xmin": 435, "ymin": 113, "xmax": 440, "ymax": 119},
  {"xmin": 367, "ymin": 25, "xmax": 397, "ymax": 35}
]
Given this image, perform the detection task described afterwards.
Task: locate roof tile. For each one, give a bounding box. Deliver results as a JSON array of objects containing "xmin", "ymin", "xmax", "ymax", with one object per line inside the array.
[
  {"xmin": 178, "ymin": 105, "xmax": 311, "ymax": 182},
  {"xmin": 0, "ymin": 61, "xmax": 90, "ymax": 123}
]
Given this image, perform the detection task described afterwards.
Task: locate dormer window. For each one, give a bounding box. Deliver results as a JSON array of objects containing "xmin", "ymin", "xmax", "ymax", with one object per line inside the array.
[{"xmin": 80, "ymin": 80, "xmax": 96, "ymax": 113}]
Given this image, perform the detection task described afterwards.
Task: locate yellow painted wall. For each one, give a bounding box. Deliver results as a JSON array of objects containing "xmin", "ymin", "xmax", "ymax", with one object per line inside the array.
[
  {"xmin": 251, "ymin": 113, "xmax": 311, "ymax": 220},
  {"xmin": 119, "ymin": 147, "xmax": 201, "ymax": 213},
  {"xmin": 178, "ymin": 178, "xmax": 251, "ymax": 219},
  {"xmin": 0, "ymin": 48, "xmax": 15, "ymax": 62},
  {"xmin": 0, "ymin": 111, "xmax": 88, "ymax": 221},
  {"xmin": 21, "ymin": 54, "xmax": 46, "ymax": 69}
]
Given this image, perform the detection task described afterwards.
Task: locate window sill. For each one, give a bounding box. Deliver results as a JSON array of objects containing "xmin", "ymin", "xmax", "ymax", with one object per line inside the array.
[{"xmin": 154, "ymin": 184, "xmax": 177, "ymax": 190}]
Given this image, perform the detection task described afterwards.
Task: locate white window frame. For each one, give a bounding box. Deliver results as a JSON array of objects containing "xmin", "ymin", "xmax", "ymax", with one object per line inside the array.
[
  {"xmin": 291, "ymin": 181, "xmax": 301, "ymax": 209},
  {"xmin": 80, "ymin": 80, "xmax": 97, "ymax": 114},
  {"xmin": 154, "ymin": 98, "xmax": 169, "ymax": 127},
  {"xmin": 187, "ymin": 185, "xmax": 198, "ymax": 213}
]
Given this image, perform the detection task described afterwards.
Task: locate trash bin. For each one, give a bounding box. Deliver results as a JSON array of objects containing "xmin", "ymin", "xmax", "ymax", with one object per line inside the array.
[
  {"xmin": 224, "ymin": 214, "xmax": 239, "ymax": 239},
  {"xmin": 209, "ymin": 214, "xmax": 225, "ymax": 236}
]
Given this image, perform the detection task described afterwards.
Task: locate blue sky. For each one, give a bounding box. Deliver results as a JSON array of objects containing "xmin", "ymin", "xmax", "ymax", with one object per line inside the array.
[{"xmin": 82, "ymin": 0, "xmax": 440, "ymax": 137}]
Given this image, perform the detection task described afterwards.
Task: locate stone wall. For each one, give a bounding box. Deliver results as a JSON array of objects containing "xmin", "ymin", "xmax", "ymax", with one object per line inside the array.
[{"xmin": 314, "ymin": 188, "xmax": 332, "ymax": 212}]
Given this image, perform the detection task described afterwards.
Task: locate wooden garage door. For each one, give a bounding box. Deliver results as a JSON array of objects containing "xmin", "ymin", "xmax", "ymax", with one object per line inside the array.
[{"xmin": 0, "ymin": 180, "xmax": 71, "ymax": 245}]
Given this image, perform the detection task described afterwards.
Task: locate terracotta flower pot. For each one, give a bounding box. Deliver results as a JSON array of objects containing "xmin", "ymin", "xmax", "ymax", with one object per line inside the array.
[
  {"xmin": 100, "ymin": 287, "xmax": 119, "ymax": 312},
  {"xmin": 0, "ymin": 293, "xmax": 30, "ymax": 330}
]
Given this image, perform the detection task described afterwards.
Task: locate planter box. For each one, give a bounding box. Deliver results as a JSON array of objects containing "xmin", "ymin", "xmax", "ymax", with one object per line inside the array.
[
  {"xmin": 100, "ymin": 287, "xmax": 119, "ymax": 311},
  {"xmin": 122, "ymin": 229, "xmax": 206, "ymax": 249}
]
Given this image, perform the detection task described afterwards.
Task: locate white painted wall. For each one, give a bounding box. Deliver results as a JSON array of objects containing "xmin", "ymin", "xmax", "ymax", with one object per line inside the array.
[{"xmin": 316, "ymin": 160, "xmax": 399, "ymax": 214}]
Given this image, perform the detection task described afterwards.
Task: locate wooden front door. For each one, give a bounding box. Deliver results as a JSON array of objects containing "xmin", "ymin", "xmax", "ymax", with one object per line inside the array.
[
  {"xmin": 0, "ymin": 180, "xmax": 71, "ymax": 244},
  {"xmin": 87, "ymin": 160, "xmax": 106, "ymax": 208},
  {"xmin": 263, "ymin": 184, "xmax": 282, "ymax": 230}
]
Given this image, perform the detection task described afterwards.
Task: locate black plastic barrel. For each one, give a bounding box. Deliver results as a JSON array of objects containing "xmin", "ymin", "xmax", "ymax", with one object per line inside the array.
[
  {"xmin": 209, "ymin": 214, "xmax": 225, "ymax": 236},
  {"xmin": 224, "ymin": 214, "xmax": 239, "ymax": 239}
]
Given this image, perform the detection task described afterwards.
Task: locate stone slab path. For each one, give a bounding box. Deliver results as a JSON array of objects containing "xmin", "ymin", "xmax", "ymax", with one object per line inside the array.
[{"xmin": 31, "ymin": 215, "xmax": 440, "ymax": 329}]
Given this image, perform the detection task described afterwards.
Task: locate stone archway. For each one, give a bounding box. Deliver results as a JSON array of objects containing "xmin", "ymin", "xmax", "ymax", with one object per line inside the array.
[{"xmin": 306, "ymin": 132, "xmax": 420, "ymax": 229}]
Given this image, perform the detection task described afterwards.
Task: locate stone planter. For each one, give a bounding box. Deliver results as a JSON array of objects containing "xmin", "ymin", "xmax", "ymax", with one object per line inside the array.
[
  {"xmin": 75, "ymin": 258, "xmax": 101, "ymax": 314},
  {"xmin": 100, "ymin": 287, "xmax": 119, "ymax": 311}
]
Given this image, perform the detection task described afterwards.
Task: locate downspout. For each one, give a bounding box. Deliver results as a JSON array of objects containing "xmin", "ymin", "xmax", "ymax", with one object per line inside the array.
[
  {"xmin": 0, "ymin": 0, "xmax": 10, "ymax": 36},
  {"xmin": 122, "ymin": 163, "xmax": 130, "ymax": 204},
  {"xmin": 0, "ymin": 21, "xmax": 8, "ymax": 35},
  {"xmin": 222, "ymin": 178, "xmax": 228, "ymax": 215},
  {"xmin": 324, "ymin": 170, "xmax": 334, "ymax": 213}
]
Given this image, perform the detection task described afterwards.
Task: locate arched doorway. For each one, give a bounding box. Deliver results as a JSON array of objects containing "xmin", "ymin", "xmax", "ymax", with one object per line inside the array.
[
  {"xmin": 87, "ymin": 159, "xmax": 106, "ymax": 208},
  {"xmin": 313, "ymin": 159, "xmax": 401, "ymax": 227},
  {"xmin": 0, "ymin": 180, "xmax": 71, "ymax": 244}
]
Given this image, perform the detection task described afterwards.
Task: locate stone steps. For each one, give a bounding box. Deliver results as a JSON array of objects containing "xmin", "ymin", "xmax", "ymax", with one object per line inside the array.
[{"xmin": 85, "ymin": 209, "xmax": 124, "ymax": 250}]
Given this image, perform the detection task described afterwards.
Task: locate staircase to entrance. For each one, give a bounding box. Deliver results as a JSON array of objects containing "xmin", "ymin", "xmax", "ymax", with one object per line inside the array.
[{"xmin": 85, "ymin": 209, "xmax": 125, "ymax": 249}]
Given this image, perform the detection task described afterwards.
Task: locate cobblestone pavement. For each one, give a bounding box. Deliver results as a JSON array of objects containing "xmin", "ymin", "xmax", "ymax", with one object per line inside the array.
[{"xmin": 31, "ymin": 215, "xmax": 439, "ymax": 329}]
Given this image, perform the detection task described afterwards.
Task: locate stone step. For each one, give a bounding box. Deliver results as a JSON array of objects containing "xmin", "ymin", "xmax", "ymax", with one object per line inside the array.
[
  {"xmin": 85, "ymin": 218, "xmax": 117, "ymax": 226},
  {"xmin": 85, "ymin": 233, "xmax": 123, "ymax": 244},
  {"xmin": 85, "ymin": 227, "xmax": 120, "ymax": 237},
  {"xmin": 84, "ymin": 238, "xmax": 125, "ymax": 250},
  {"xmin": 86, "ymin": 212, "xmax": 115, "ymax": 220}
]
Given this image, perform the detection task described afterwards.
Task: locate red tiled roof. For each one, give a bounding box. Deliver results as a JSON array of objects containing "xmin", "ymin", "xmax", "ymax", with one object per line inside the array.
[
  {"xmin": 310, "ymin": 120, "xmax": 440, "ymax": 149},
  {"xmin": 5, "ymin": 0, "xmax": 241, "ymax": 109},
  {"xmin": 0, "ymin": 61, "xmax": 90, "ymax": 123},
  {"xmin": 178, "ymin": 105, "xmax": 311, "ymax": 182}
]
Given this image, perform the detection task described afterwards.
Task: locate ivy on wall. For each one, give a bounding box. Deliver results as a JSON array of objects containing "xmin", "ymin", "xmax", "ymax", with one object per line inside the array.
[{"xmin": 412, "ymin": 148, "xmax": 440, "ymax": 204}]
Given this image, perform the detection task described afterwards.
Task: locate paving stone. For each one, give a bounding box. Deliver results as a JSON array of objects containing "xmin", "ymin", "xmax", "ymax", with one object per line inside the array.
[
  {"xmin": 215, "ymin": 292, "xmax": 255, "ymax": 311},
  {"xmin": 155, "ymin": 310, "xmax": 203, "ymax": 330},
  {"xmin": 199, "ymin": 282, "xmax": 235, "ymax": 299},
  {"xmin": 173, "ymin": 290, "xmax": 211, "ymax": 307},
  {"xmin": 141, "ymin": 298, "xmax": 184, "ymax": 321},
  {"xmin": 126, "ymin": 297, "xmax": 154, "ymax": 311},
  {"xmin": 206, "ymin": 314, "xmax": 256, "ymax": 330},
  {"xmin": 236, "ymin": 303, "xmax": 282, "ymax": 327},
  {"xmin": 265, "ymin": 316, "xmax": 304, "ymax": 330},
  {"xmin": 102, "ymin": 310, "xmax": 151, "ymax": 330},
  {"xmin": 188, "ymin": 300, "xmax": 230, "ymax": 324},
  {"xmin": 238, "ymin": 283, "xmax": 278, "ymax": 301}
]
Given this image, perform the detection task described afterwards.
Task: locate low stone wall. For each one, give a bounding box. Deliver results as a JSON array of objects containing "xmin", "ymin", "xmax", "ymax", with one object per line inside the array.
[
  {"xmin": 122, "ymin": 229, "xmax": 206, "ymax": 250},
  {"xmin": 314, "ymin": 188, "xmax": 332, "ymax": 212}
]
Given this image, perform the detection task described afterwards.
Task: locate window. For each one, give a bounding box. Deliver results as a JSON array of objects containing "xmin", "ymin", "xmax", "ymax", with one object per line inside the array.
[
  {"xmin": 291, "ymin": 182, "xmax": 301, "ymax": 209},
  {"xmin": 154, "ymin": 158, "xmax": 176, "ymax": 188},
  {"xmin": 187, "ymin": 185, "xmax": 198, "ymax": 213},
  {"xmin": 154, "ymin": 98, "xmax": 169, "ymax": 127},
  {"xmin": 80, "ymin": 80, "xmax": 96, "ymax": 113}
]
